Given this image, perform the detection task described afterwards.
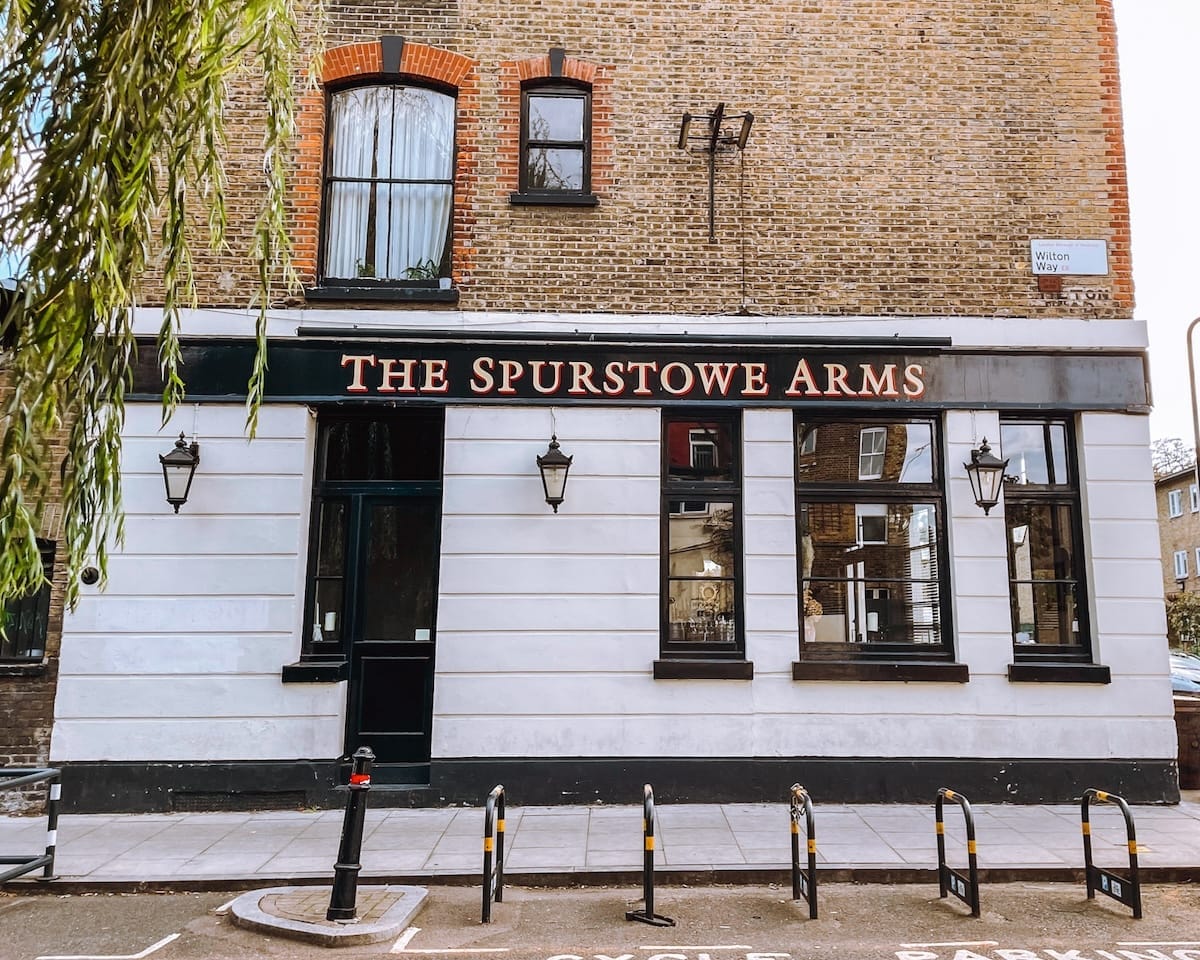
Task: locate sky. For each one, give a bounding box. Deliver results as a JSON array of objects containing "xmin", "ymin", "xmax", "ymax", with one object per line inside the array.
[{"xmin": 1112, "ymin": 0, "xmax": 1200, "ymax": 444}]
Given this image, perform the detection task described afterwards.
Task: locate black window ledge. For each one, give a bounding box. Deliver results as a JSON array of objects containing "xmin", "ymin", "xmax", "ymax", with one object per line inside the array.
[
  {"xmin": 304, "ymin": 285, "xmax": 459, "ymax": 304},
  {"xmin": 654, "ymin": 658, "xmax": 753, "ymax": 680},
  {"xmin": 1007, "ymin": 662, "xmax": 1111, "ymax": 684},
  {"xmin": 0, "ymin": 661, "xmax": 47, "ymax": 678},
  {"xmin": 282, "ymin": 660, "xmax": 350, "ymax": 683},
  {"xmin": 792, "ymin": 660, "xmax": 969, "ymax": 683},
  {"xmin": 509, "ymin": 191, "xmax": 599, "ymax": 207}
]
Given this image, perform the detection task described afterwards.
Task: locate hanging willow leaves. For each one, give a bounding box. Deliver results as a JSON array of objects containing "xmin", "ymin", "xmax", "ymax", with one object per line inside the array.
[{"xmin": 0, "ymin": 0, "xmax": 303, "ymax": 608}]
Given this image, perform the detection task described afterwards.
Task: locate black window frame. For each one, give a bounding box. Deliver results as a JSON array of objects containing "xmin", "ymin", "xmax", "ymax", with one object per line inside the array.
[
  {"xmin": 1, "ymin": 540, "xmax": 54, "ymax": 663},
  {"xmin": 657, "ymin": 410, "xmax": 748, "ymax": 676},
  {"xmin": 511, "ymin": 80, "xmax": 598, "ymax": 207},
  {"xmin": 793, "ymin": 415, "xmax": 965, "ymax": 681},
  {"xmin": 285, "ymin": 411, "xmax": 444, "ymax": 682},
  {"xmin": 312, "ymin": 80, "xmax": 459, "ymax": 302},
  {"xmin": 1000, "ymin": 416, "xmax": 1095, "ymax": 667}
]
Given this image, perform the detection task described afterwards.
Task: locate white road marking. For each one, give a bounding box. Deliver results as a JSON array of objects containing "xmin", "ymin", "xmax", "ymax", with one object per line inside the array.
[
  {"xmin": 639, "ymin": 948, "xmax": 754, "ymax": 952},
  {"xmin": 899, "ymin": 943, "xmax": 999, "ymax": 949},
  {"xmin": 212, "ymin": 898, "xmax": 237, "ymax": 915},
  {"xmin": 1117, "ymin": 944, "xmax": 1200, "ymax": 947},
  {"xmin": 391, "ymin": 950, "xmax": 510, "ymax": 955},
  {"xmin": 37, "ymin": 932, "xmax": 181, "ymax": 960},
  {"xmin": 390, "ymin": 927, "xmax": 422, "ymax": 953}
]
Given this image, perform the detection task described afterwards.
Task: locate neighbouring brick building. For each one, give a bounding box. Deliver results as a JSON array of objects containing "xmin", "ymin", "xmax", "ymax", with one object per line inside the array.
[
  {"xmin": 0, "ymin": 341, "xmax": 68, "ymax": 811},
  {"xmin": 32, "ymin": 1, "xmax": 1180, "ymax": 811},
  {"xmin": 1156, "ymin": 467, "xmax": 1200, "ymax": 599}
]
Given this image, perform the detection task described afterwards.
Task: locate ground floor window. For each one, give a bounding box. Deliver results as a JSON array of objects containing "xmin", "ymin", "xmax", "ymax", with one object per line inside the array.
[
  {"xmin": 795, "ymin": 417, "xmax": 952, "ymax": 662},
  {"xmin": 661, "ymin": 411, "xmax": 743, "ymax": 659},
  {"xmin": 999, "ymin": 417, "xmax": 1091, "ymax": 661},
  {"xmin": 1, "ymin": 540, "xmax": 54, "ymax": 661}
]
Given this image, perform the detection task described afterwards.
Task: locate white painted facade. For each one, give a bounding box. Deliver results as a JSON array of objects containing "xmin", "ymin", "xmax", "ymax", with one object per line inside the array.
[{"xmin": 50, "ymin": 310, "xmax": 1175, "ymax": 789}]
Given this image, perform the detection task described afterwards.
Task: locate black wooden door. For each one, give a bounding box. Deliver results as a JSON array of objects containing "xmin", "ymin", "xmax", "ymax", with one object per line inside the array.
[{"xmin": 345, "ymin": 495, "xmax": 441, "ymax": 774}]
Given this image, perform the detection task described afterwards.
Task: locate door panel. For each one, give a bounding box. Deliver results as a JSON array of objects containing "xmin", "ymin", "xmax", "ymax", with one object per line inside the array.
[{"xmin": 346, "ymin": 495, "xmax": 441, "ymax": 765}]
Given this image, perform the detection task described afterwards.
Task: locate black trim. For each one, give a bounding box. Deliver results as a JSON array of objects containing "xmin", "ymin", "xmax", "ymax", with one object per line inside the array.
[
  {"xmin": 281, "ymin": 660, "xmax": 349, "ymax": 683},
  {"xmin": 792, "ymin": 660, "xmax": 969, "ymax": 682},
  {"xmin": 653, "ymin": 658, "xmax": 753, "ymax": 680},
  {"xmin": 305, "ymin": 285, "xmax": 459, "ymax": 304},
  {"xmin": 509, "ymin": 191, "xmax": 599, "ymax": 207},
  {"xmin": 293, "ymin": 329, "xmax": 954, "ymax": 347},
  {"xmin": 54, "ymin": 756, "xmax": 1179, "ymax": 811},
  {"xmin": 1007, "ymin": 662, "xmax": 1111, "ymax": 683}
]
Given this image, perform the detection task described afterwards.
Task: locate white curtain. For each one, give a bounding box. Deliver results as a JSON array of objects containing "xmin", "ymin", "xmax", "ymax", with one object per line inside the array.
[{"xmin": 325, "ymin": 87, "xmax": 454, "ymax": 281}]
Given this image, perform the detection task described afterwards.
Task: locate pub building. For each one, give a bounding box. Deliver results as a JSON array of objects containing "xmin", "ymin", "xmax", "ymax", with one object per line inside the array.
[{"xmin": 33, "ymin": 4, "xmax": 1179, "ymax": 810}]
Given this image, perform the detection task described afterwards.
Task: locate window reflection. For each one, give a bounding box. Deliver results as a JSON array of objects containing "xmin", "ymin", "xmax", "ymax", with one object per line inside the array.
[
  {"xmin": 666, "ymin": 419, "xmax": 737, "ymax": 482},
  {"xmin": 797, "ymin": 420, "xmax": 933, "ymax": 484}
]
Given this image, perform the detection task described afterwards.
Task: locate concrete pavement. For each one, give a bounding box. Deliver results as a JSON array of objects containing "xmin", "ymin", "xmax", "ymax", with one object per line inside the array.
[{"xmin": 3, "ymin": 796, "xmax": 1200, "ymax": 889}]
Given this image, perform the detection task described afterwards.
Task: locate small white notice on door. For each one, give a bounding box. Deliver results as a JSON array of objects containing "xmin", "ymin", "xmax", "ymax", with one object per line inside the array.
[{"xmin": 414, "ymin": 628, "xmax": 431, "ymax": 642}]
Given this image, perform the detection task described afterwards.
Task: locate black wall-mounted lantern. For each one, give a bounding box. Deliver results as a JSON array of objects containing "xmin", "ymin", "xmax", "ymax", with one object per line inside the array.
[
  {"xmin": 677, "ymin": 102, "xmax": 754, "ymax": 242},
  {"xmin": 536, "ymin": 435, "xmax": 573, "ymax": 513},
  {"xmin": 964, "ymin": 437, "xmax": 1008, "ymax": 515},
  {"xmin": 160, "ymin": 432, "xmax": 200, "ymax": 513}
]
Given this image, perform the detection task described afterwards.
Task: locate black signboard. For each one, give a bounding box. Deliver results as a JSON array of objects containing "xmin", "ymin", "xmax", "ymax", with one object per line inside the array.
[{"xmin": 129, "ymin": 336, "xmax": 1150, "ymax": 411}]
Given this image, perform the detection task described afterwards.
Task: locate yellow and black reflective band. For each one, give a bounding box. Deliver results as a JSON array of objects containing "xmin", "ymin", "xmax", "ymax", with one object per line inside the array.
[
  {"xmin": 967, "ymin": 840, "xmax": 977, "ymax": 855},
  {"xmin": 484, "ymin": 836, "xmax": 494, "ymax": 852},
  {"xmin": 808, "ymin": 838, "xmax": 817, "ymax": 854},
  {"xmin": 936, "ymin": 821, "xmax": 945, "ymax": 834},
  {"xmin": 497, "ymin": 819, "xmax": 505, "ymax": 833},
  {"xmin": 645, "ymin": 835, "xmax": 655, "ymax": 851},
  {"xmin": 1082, "ymin": 822, "xmax": 1091, "ymax": 835},
  {"xmin": 791, "ymin": 821, "xmax": 799, "ymax": 835},
  {"xmin": 943, "ymin": 789, "xmax": 957, "ymax": 800},
  {"xmin": 1096, "ymin": 790, "xmax": 1109, "ymax": 802},
  {"xmin": 1128, "ymin": 840, "xmax": 1139, "ymax": 854}
]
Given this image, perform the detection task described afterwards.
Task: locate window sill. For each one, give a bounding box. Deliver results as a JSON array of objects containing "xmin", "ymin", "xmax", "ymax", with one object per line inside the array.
[
  {"xmin": 1007, "ymin": 662, "xmax": 1111, "ymax": 684},
  {"xmin": 0, "ymin": 661, "xmax": 48, "ymax": 678},
  {"xmin": 281, "ymin": 660, "xmax": 349, "ymax": 683},
  {"xmin": 304, "ymin": 285, "xmax": 459, "ymax": 304},
  {"xmin": 653, "ymin": 659, "xmax": 754, "ymax": 680},
  {"xmin": 792, "ymin": 660, "xmax": 969, "ymax": 682},
  {"xmin": 509, "ymin": 192, "xmax": 599, "ymax": 207}
]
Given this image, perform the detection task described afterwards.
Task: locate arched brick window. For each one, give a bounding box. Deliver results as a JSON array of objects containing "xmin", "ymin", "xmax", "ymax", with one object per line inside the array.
[
  {"xmin": 294, "ymin": 39, "xmax": 478, "ymax": 298},
  {"xmin": 501, "ymin": 50, "xmax": 611, "ymax": 208}
]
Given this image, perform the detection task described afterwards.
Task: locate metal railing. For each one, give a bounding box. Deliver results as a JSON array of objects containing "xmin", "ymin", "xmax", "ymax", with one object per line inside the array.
[
  {"xmin": 935, "ymin": 787, "xmax": 980, "ymax": 917},
  {"xmin": 481, "ymin": 784, "xmax": 506, "ymax": 923},
  {"xmin": 625, "ymin": 783, "xmax": 675, "ymax": 927},
  {"xmin": 788, "ymin": 783, "xmax": 818, "ymax": 919},
  {"xmin": 1081, "ymin": 788, "xmax": 1142, "ymax": 919},
  {"xmin": 0, "ymin": 768, "xmax": 61, "ymax": 883}
]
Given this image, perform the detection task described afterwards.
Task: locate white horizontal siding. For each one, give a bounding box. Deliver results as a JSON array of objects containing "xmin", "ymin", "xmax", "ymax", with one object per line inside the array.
[{"xmin": 52, "ymin": 403, "xmax": 344, "ymax": 764}]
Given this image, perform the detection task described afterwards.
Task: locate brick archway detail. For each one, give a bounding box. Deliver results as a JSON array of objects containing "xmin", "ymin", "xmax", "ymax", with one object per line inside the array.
[
  {"xmin": 293, "ymin": 41, "xmax": 480, "ymax": 287},
  {"xmin": 498, "ymin": 53, "xmax": 613, "ymax": 197}
]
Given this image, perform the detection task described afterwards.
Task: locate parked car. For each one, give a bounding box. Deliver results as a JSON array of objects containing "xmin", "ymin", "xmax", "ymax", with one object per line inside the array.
[{"xmin": 1171, "ymin": 651, "xmax": 1200, "ymax": 695}]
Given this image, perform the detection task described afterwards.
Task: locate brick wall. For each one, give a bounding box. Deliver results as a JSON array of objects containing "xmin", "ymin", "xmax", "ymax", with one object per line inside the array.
[
  {"xmin": 156, "ymin": 0, "xmax": 1131, "ymax": 319},
  {"xmin": 0, "ymin": 377, "xmax": 68, "ymax": 814}
]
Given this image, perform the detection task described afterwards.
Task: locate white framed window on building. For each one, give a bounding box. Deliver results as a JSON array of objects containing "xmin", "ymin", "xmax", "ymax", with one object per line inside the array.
[
  {"xmin": 1175, "ymin": 550, "xmax": 1190, "ymax": 581},
  {"xmin": 1191, "ymin": 483, "xmax": 1199, "ymax": 512},
  {"xmin": 1195, "ymin": 547, "xmax": 1200, "ymax": 575},
  {"xmin": 1169, "ymin": 489, "xmax": 1184, "ymax": 518}
]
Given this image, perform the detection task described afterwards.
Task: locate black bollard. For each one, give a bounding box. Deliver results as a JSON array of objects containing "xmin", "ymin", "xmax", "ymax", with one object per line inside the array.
[{"xmin": 327, "ymin": 746, "xmax": 375, "ymax": 921}]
